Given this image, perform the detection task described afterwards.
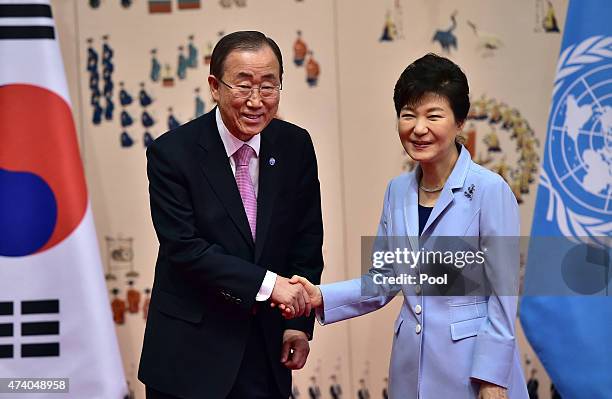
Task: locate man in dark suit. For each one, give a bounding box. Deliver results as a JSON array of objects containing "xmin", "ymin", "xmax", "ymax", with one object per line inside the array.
[{"xmin": 138, "ymin": 31, "xmax": 324, "ymax": 399}]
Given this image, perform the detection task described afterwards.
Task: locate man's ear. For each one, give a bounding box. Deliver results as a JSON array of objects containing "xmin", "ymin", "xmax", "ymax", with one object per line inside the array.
[{"xmin": 208, "ymin": 75, "xmax": 220, "ymax": 102}]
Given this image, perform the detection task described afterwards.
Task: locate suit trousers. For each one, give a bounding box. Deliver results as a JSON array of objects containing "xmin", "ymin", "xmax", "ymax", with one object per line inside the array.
[
  {"xmin": 226, "ymin": 319, "xmax": 285, "ymax": 399},
  {"xmin": 145, "ymin": 320, "xmax": 285, "ymax": 399}
]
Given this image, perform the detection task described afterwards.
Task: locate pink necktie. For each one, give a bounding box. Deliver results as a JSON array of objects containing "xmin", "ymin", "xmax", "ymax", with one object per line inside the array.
[{"xmin": 233, "ymin": 144, "xmax": 257, "ymax": 241}]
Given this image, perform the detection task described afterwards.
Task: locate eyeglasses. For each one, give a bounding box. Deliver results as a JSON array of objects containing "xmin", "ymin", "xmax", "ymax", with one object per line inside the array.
[{"xmin": 218, "ymin": 78, "xmax": 282, "ymax": 99}]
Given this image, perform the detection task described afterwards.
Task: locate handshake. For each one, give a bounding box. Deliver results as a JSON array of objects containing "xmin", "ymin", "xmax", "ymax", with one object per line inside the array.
[{"xmin": 270, "ymin": 275, "xmax": 323, "ymax": 319}]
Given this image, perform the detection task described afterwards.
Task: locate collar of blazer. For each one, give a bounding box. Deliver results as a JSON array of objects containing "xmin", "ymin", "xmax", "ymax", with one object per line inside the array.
[
  {"xmin": 196, "ymin": 108, "xmax": 281, "ymax": 261},
  {"xmin": 404, "ymin": 145, "xmax": 472, "ymax": 240}
]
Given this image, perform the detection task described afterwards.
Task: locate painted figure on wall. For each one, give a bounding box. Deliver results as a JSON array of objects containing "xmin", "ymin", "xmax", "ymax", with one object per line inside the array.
[
  {"xmin": 102, "ymin": 35, "xmax": 113, "ymax": 64},
  {"xmin": 177, "ymin": 46, "xmax": 188, "ymax": 80},
  {"xmin": 357, "ymin": 379, "xmax": 370, "ymax": 399},
  {"xmin": 330, "ymin": 374, "xmax": 342, "ymax": 399},
  {"xmin": 104, "ymin": 96, "xmax": 114, "ymax": 120},
  {"xmin": 543, "ymin": 0, "xmax": 560, "ymax": 32},
  {"xmin": 167, "ymin": 107, "xmax": 180, "ymax": 130},
  {"xmin": 121, "ymin": 131, "xmax": 134, "ymax": 147},
  {"xmin": 111, "ymin": 288, "xmax": 126, "ymax": 324},
  {"xmin": 308, "ymin": 376, "xmax": 321, "ymax": 399},
  {"xmin": 127, "ymin": 280, "xmax": 140, "ymax": 313},
  {"xmin": 293, "ymin": 30, "xmax": 307, "ymax": 66},
  {"xmin": 86, "ymin": 38, "xmax": 98, "ymax": 73},
  {"xmin": 150, "ymin": 49, "xmax": 161, "ymax": 82},
  {"xmin": 379, "ymin": 10, "xmax": 396, "ymax": 42},
  {"xmin": 306, "ymin": 51, "xmax": 320, "ymax": 87},
  {"xmin": 142, "ymin": 111, "xmax": 155, "ymax": 128},
  {"xmin": 188, "ymin": 35, "xmax": 198, "ymax": 68},
  {"xmin": 89, "ymin": 74, "xmax": 100, "ymax": 99},
  {"xmin": 467, "ymin": 20, "xmax": 503, "ymax": 57},
  {"xmin": 144, "ymin": 132, "xmax": 155, "ymax": 148},
  {"xmin": 139, "ymin": 82, "xmax": 153, "ymax": 107},
  {"xmin": 101, "ymin": 35, "xmax": 114, "ymax": 122},
  {"xmin": 119, "ymin": 82, "xmax": 133, "ymax": 106},
  {"xmin": 121, "ymin": 110, "xmax": 133, "ymax": 127},
  {"xmin": 484, "ymin": 126, "xmax": 502, "ymax": 152},
  {"xmin": 92, "ymin": 101, "xmax": 103, "ymax": 125},
  {"xmin": 102, "ymin": 71, "xmax": 113, "ymax": 97},
  {"xmin": 432, "ymin": 11, "xmax": 458, "ymax": 53}
]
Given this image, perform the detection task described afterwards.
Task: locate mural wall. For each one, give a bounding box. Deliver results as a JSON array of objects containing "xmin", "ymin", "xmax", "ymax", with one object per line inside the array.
[{"xmin": 51, "ymin": 0, "xmax": 568, "ymax": 398}]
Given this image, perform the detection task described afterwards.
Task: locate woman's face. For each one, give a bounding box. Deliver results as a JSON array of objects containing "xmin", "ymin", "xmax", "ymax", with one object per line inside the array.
[{"xmin": 398, "ymin": 92, "xmax": 463, "ymax": 165}]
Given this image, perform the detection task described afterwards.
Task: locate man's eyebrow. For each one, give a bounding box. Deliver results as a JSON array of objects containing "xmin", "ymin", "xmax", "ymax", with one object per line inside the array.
[
  {"xmin": 234, "ymin": 72, "xmax": 278, "ymax": 80},
  {"xmin": 425, "ymin": 107, "xmax": 445, "ymax": 112},
  {"xmin": 235, "ymin": 72, "xmax": 254, "ymax": 78}
]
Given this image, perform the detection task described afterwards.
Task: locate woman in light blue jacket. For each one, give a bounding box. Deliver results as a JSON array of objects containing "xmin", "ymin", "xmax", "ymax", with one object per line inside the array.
[{"xmin": 292, "ymin": 54, "xmax": 528, "ymax": 399}]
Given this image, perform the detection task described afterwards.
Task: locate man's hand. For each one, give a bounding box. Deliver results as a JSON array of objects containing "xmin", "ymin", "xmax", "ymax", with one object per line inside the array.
[
  {"xmin": 478, "ymin": 382, "xmax": 508, "ymax": 399},
  {"xmin": 280, "ymin": 329, "xmax": 310, "ymax": 370},
  {"xmin": 289, "ymin": 275, "xmax": 323, "ymax": 308},
  {"xmin": 270, "ymin": 276, "xmax": 311, "ymax": 318}
]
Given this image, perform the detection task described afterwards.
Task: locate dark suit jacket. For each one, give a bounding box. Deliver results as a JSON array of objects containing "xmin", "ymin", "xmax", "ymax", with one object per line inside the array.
[{"xmin": 138, "ymin": 109, "xmax": 324, "ymax": 399}]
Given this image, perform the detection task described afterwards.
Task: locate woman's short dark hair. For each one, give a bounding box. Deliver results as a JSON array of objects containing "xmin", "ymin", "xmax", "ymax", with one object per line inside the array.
[
  {"xmin": 210, "ymin": 31, "xmax": 284, "ymax": 81},
  {"xmin": 393, "ymin": 53, "xmax": 469, "ymax": 124}
]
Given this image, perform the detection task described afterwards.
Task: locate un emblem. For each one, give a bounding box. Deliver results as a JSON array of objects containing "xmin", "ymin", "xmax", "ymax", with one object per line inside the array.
[{"xmin": 542, "ymin": 35, "xmax": 612, "ymax": 243}]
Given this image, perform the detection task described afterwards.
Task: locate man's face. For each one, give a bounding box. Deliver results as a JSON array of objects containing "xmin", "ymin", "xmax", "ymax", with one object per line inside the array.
[{"xmin": 208, "ymin": 46, "xmax": 281, "ymax": 141}]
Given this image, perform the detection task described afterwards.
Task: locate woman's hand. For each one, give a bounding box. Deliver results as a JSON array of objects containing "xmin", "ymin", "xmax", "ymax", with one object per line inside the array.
[
  {"xmin": 478, "ymin": 382, "xmax": 508, "ymax": 399},
  {"xmin": 289, "ymin": 275, "xmax": 323, "ymax": 308}
]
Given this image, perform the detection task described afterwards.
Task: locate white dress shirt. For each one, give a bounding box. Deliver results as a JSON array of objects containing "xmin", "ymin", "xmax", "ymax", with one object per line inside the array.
[{"xmin": 215, "ymin": 108, "xmax": 277, "ymax": 301}]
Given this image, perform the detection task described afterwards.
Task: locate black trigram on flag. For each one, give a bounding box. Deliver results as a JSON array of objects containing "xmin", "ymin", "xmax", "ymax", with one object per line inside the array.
[
  {"xmin": 0, "ymin": 299, "xmax": 60, "ymax": 358},
  {"xmin": 0, "ymin": 3, "xmax": 55, "ymax": 40}
]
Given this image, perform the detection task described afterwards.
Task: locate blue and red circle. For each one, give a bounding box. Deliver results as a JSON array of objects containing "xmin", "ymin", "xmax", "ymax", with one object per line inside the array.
[{"xmin": 0, "ymin": 84, "xmax": 87, "ymax": 256}]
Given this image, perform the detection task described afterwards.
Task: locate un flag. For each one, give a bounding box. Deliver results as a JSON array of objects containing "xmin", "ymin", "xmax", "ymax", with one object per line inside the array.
[{"xmin": 520, "ymin": 1, "xmax": 612, "ymax": 398}]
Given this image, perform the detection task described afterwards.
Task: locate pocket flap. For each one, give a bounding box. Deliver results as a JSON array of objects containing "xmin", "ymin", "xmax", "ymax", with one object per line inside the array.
[
  {"xmin": 450, "ymin": 316, "xmax": 486, "ymax": 341},
  {"xmin": 155, "ymin": 290, "xmax": 204, "ymax": 324}
]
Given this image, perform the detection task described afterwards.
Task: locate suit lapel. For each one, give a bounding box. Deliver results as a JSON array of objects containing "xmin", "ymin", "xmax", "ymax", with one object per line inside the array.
[
  {"xmin": 421, "ymin": 187, "xmax": 454, "ymax": 236},
  {"xmin": 197, "ymin": 111, "xmax": 254, "ymax": 248},
  {"xmin": 421, "ymin": 146, "xmax": 471, "ymax": 236},
  {"xmin": 254, "ymin": 125, "xmax": 280, "ymax": 262},
  {"xmin": 403, "ymin": 172, "xmax": 420, "ymax": 252}
]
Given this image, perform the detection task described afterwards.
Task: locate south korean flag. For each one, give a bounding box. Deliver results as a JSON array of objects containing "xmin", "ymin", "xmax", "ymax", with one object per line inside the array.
[{"xmin": 0, "ymin": 1, "xmax": 127, "ymax": 398}]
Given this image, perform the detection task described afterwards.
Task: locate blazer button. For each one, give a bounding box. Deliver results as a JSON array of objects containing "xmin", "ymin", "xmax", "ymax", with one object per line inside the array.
[
  {"xmin": 415, "ymin": 324, "xmax": 422, "ymax": 334},
  {"xmin": 414, "ymin": 285, "xmax": 422, "ymax": 295},
  {"xmin": 414, "ymin": 304, "xmax": 422, "ymax": 315}
]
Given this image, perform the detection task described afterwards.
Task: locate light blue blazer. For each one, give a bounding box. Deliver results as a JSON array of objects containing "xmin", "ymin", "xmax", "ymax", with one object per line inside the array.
[{"xmin": 319, "ymin": 146, "xmax": 528, "ymax": 399}]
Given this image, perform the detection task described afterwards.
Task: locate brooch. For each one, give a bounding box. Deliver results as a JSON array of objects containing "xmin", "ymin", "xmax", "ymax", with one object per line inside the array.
[{"xmin": 464, "ymin": 184, "xmax": 475, "ymax": 200}]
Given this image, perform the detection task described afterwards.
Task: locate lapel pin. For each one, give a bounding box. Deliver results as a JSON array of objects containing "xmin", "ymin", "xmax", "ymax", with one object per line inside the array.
[
  {"xmin": 269, "ymin": 157, "xmax": 276, "ymax": 166},
  {"xmin": 464, "ymin": 184, "xmax": 475, "ymax": 200}
]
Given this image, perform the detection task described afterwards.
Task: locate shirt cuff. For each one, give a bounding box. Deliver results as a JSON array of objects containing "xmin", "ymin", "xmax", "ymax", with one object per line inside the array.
[{"xmin": 255, "ymin": 271, "xmax": 277, "ymax": 301}]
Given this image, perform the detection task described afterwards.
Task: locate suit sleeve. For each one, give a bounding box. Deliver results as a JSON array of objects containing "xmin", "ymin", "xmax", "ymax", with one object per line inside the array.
[
  {"xmin": 317, "ymin": 179, "xmax": 400, "ymax": 325},
  {"xmin": 147, "ymin": 141, "xmax": 266, "ymax": 314},
  {"xmin": 283, "ymin": 132, "xmax": 325, "ymax": 337},
  {"xmin": 470, "ymin": 177, "xmax": 521, "ymax": 388}
]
